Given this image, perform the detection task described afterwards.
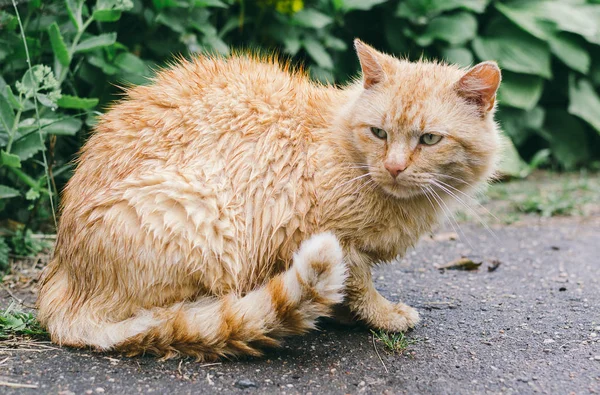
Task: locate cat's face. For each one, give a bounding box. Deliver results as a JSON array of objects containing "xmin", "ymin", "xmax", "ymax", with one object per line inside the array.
[{"xmin": 345, "ymin": 40, "xmax": 501, "ymax": 200}]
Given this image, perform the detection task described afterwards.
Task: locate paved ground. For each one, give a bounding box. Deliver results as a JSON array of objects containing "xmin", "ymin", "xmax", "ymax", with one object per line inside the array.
[{"xmin": 1, "ymin": 174, "xmax": 599, "ymax": 394}]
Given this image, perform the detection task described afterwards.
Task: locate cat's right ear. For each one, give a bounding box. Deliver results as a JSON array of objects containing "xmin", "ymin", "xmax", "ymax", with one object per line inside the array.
[{"xmin": 354, "ymin": 39, "xmax": 385, "ymax": 89}]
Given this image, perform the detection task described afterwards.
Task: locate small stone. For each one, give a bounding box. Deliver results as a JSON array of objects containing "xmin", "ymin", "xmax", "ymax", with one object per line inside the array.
[
  {"xmin": 234, "ymin": 379, "xmax": 257, "ymax": 389},
  {"xmin": 359, "ymin": 381, "xmax": 366, "ymax": 386},
  {"xmin": 594, "ymin": 356, "xmax": 600, "ymax": 361},
  {"xmin": 543, "ymin": 339, "xmax": 555, "ymax": 344},
  {"xmin": 517, "ymin": 377, "xmax": 529, "ymax": 383},
  {"xmin": 85, "ymin": 391, "xmax": 93, "ymax": 395},
  {"xmin": 287, "ymin": 384, "xmax": 294, "ymax": 388},
  {"xmin": 95, "ymin": 388, "xmax": 105, "ymax": 393}
]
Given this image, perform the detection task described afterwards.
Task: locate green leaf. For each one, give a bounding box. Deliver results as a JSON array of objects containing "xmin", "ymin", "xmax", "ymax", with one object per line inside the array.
[
  {"xmin": 568, "ymin": 76, "xmax": 600, "ymax": 133},
  {"xmin": 498, "ymin": 72, "xmax": 544, "ymax": 110},
  {"xmin": 87, "ymin": 54, "xmax": 120, "ymax": 75},
  {"xmin": 48, "ymin": 22, "xmax": 70, "ymax": 67},
  {"xmin": 43, "ymin": 118, "xmax": 83, "ymax": 136},
  {"xmin": 92, "ymin": 9, "xmax": 123, "ymax": 22},
  {"xmin": 472, "ymin": 23, "xmax": 552, "ymax": 78},
  {"xmin": 0, "ymin": 94, "xmax": 15, "ymax": 134},
  {"xmin": 397, "ymin": 0, "xmax": 488, "ymax": 22},
  {"xmin": 66, "ymin": 0, "xmax": 84, "ymax": 31},
  {"xmin": 540, "ymin": 110, "xmax": 590, "ymax": 169},
  {"xmin": 96, "ymin": 0, "xmax": 134, "ymax": 11},
  {"xmin": 343, "ymin": 0, "xmax": 388, "ymax": 12},
  {"xmin": 203, "ymin": 35, "xmax": 229, "ymax": 56},
  {"xmin": 193, "ymin": 0, "xmax": 227, "ymax": 7},
  {"xmin": 497, "ymin": 106, "xmax": 545, "ymax": 147},
  {"xmin": 0, "ymin": 151, "xmax": 21, "ymax": 168},
  {"xmin": 324, "ymin": 36, "xmax": 348, "ymax": 51},
  {"xmin": 283, "ymin": 36, "xmax": 301, "ymax": 56},
  {"xmin": 5, "ymin": 87, "xmax": 22, "ymax": 111},
  {"xmin": 441, "ymin": 47, "xmax": 473, "ymax": 67},
  {"xmin": 548, "ymin": 33, "xmax": 590, "ymax": 74},
  {"xmin": 417, "ymin": 12, "xmax": 477, "ymax": 46},
  {"xmin": 11, "ymin": 133, "xmax": 45, "ymax": 161},
  {"xmin": 303, "ymin": 39, "xmax": 334, "ymax": 69},
  {"xmin": 495, "ymin": 1, "xmax": 600, "ymax": 45},
  {"xmin": 0, "ymin": 185, "xmax": 19, "ymax": 199},
  {"xmin": 57, "ymin": 95, "xmax": 99, "ymax": 110},
  {"xmin": 497, "ymin": 133, "xmax": 528, "ymax": 178},
  {"xmin": 0, "ymin": 238, "xmax": 8, "ymax": 271},
  {"xmin": 0, "ymin": 10, "xmax": 18, "ymax": 31},
  {"xmin": 37, "ymin": 93, "xmax": 60, "ymax": 109},
  {"xmin": 291, "ymin": 10, "xmax": 333, "ymax": 29},
  {"xmin": 75, "ymin": 33, "xmax": 117, "ymax": 53},
  {"xmin": 494, "ymin": 2, "xmax": 554, "ymax": 41}
]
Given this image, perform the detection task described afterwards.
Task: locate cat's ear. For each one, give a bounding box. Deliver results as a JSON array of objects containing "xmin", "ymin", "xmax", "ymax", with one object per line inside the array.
[
  {"xmin": 456, "ymin": 61, "xmax": 501, "ymax": 113},
  {"xmin": 354, "ymin": 39, "xmax": 385, "ymax": 89}
]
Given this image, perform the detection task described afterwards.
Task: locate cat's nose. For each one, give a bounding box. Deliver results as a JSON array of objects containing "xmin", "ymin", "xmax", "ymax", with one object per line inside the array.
[{"xmin": 384, "ymin": 161, "xmax": 408, "ymax": 178}]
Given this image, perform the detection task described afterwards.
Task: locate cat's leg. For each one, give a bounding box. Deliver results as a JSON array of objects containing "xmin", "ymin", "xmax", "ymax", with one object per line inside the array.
[{"xmin": 344, "ymin": 248, "xmax": 419, "ymax": 332}]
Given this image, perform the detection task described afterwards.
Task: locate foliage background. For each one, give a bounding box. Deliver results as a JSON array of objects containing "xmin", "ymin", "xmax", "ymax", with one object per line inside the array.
[{"xmin": 1, "ymin": 0, "xmax": 600, "ymax": 262}]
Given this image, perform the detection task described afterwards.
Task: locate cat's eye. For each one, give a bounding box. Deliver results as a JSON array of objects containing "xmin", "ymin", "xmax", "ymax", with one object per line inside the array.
[
  {"xmin": 420, "ymin": 133, "xmax": 443, "ymax": 146},
  {"xmin": 370, "ymin": 127, "xmax": 387, "ymax": 140}
]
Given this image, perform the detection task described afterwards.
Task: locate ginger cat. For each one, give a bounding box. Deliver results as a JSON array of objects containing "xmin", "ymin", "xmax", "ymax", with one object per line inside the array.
[{"xmin": 37, "ymin": 40, "xmax": 501, "ymax": 360}]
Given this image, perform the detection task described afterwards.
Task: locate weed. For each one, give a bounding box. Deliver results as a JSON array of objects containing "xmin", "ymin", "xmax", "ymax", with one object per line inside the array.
[
  {"xmin": 371, "ymin": 329, "xmax": 416, "ymax": 354},
  {"xmin": 8, "ymin": 228, "xmax": 52, "ymax": 257},
  {"xmin": 0, "ymin": 303, "xmax": 47, "ymax": 340}
]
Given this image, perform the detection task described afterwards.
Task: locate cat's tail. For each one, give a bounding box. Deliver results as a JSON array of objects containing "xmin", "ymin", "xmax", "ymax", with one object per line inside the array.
[{"xmin": 39, "ymin": 232, "xmax": 347, "ymax": 360}]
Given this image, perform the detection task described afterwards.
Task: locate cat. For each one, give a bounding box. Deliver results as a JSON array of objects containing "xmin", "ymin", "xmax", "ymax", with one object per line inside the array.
[{"xmin": 37, "ymin": 39, "xmax": 501, "ymax": 360}]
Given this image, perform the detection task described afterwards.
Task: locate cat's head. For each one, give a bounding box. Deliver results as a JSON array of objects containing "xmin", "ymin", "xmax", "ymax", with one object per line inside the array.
[{"xmin": 342, "ymin": 39, "xmax": 502, "ymax": 200}]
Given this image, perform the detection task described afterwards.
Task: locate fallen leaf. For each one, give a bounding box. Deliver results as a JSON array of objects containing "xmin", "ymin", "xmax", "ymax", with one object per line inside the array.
[
  {"xmin": 436, "ymin": 258, "xmax": 482, "ymax": 271},
  {"xmin": 432, "ymin": 232, "xmax": 459, "ymax": 242},
  {"xmin": 487, "ymin": 259, "xmax": 502, "ymax": 272}
]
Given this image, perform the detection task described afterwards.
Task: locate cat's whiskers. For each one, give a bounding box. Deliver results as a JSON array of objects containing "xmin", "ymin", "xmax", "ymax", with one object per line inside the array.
[
  {"xmin": 430, "ymin": 180, "xmax": 498, "ymax": 240},
  {"xmin": 421, "ymin": 186, "xmax": 463, "ymax": 242},
  {"xmin": 429, "ymin": 172, "xmax": 477, "ymax": 189},
  {"xmin": 431, "ymin": 176, "xmax": 501, "ymax": 223},
  {"xmin": 351, "ymin": 177, "xmax": 377, "ymax": 196},
  {"xmin": 339, "ymin": 173, "xmax": 371, "ymax": 189},
  {"xmin": 425, "ymin": 185, "xmax": 475, "ymax": 250}
]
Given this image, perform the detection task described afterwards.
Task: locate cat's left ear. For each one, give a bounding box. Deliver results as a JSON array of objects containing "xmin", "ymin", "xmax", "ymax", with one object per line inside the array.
[
  {"xmin": 354, "ymin": 39, "xmax": 385, "ymax": 89},
  {"xmin": 456, "ymin": 61, "xmax": 501, "ymax": 113}
]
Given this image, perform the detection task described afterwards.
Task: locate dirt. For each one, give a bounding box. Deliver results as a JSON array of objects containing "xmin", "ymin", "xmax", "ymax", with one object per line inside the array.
[{"xmin": 1, "ymin": 187, "xmax": 599, "ymax": 393}]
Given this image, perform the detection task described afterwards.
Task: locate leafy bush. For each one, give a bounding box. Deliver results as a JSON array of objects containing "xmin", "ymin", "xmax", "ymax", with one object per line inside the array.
[{"xmin": 0, "ymin": 0, "xmax": 599, "ymax": 255}]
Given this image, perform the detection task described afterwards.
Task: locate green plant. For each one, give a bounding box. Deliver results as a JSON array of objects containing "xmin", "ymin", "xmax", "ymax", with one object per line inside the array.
[
  {"xmin": 372, "ymin": 329, "xmax": 416, "ymax": 353},
  {"xmin": 8, "ymin": 228, "xmax": 51, "ymax": 257},
  {"xmin": 0, "ymin": 237, "xmax": 9, "ymax": 271},
  {"xmin": 0, "ymin": 303, "xmax": 48, "ymax": 339},
  {"xmin": 1, "ymin": 0, "xmax": 599, "ymax": 245}
]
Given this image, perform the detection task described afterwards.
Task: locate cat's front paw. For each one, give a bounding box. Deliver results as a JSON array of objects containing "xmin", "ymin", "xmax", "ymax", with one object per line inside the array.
[{"xmin": 370, "ymin": 302, "xmax": 420, "ymax": 332}]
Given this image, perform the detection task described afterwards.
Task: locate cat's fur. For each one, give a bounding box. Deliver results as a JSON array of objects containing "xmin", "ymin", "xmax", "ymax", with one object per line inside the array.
[{"xmin": 37, "ymin": 40, "xmax": 501, "ymax": 360}]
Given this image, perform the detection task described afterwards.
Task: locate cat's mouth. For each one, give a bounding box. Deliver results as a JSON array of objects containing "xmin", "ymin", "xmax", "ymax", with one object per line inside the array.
[{"xmin": 377, "ymin": 175, "xmax": 433, "ymax": 199}]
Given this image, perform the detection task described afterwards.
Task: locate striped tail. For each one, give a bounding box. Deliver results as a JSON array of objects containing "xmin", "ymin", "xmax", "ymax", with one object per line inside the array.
[{"xmin": 42, "ymin": 232, "xmax": 347, "ymax": 360}]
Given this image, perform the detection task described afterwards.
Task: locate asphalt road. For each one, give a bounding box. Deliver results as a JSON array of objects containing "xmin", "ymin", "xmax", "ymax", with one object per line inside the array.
[{"xmin": 1, "ymin": 215, "xmax": 599, "ymax": 394}]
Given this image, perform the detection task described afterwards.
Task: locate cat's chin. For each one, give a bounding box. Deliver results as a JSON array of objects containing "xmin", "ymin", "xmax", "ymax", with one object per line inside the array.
[{"xmin": 379, "ymin": 183, "xmax": 426, "ymax": 200}]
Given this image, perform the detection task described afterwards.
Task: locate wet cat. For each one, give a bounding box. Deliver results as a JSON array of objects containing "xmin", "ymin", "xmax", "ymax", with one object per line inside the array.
[{"xmin": 37, "ymin": 40, "xmax": 501, "ymax": 360}]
